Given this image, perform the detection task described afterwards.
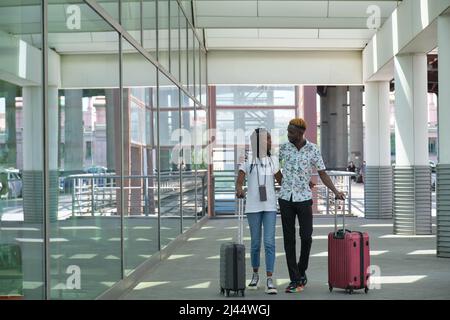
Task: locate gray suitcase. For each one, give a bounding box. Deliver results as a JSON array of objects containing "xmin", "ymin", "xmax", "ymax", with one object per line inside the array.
[{"xmin": 219, "ymin": 198, "xmax": 246, "ymax": 297}]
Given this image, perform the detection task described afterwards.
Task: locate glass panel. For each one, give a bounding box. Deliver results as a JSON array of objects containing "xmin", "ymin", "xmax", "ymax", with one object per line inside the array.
[
  {"xmin": 216, "ymin": 86, "xmax": 296, "ymax": 106},
  {"xmin": 48, "ymin": 0, "xmax": 121, "ymax": 299},
  {"xmin": 194, "ymin": 108, "xmax": 207, "ymax": 219},
  {"xmin": 179, "ymin": 15, "xmax": 188, "ymax": 91},
  {"xmin": 215, "ymin": 109, "xmax": 295, "ymax": 146},
  {"xmin": 195, "ymin": 38, "xmax": 201, "ymax": 102},
  {"xmin": 201, "ymin": 51, "xmax": 207, "ymax": 106},
  {"xmin": 0, "ymin": 0, "xmax": 44, "ymax": 299},
  {"xmin": 158, "ymin": 0, "xmax": 169, "ymax": 71},
  {"xmin": 181, "ymin": 95, "xmax": 195, "ymax": 231},
  {"xmin": 180, "ymin": 0, "xmax": 192, "ymax": 25},
  {"xmin": 170, "ymin": 0, "xmax": 180, "ymax": 80},
  {"xmin": 96, "ymin": 0, "xmax": 119, "ymax": 21},
  {"xmin": 188, "ymin": 28, "xmax": 195, "ymax": 97},
  {"xmin": 158, "ymin": 72, "xmax": 181, "ymax": 249},
  {"xmin": 143, "ymin": 0, "xmax": 157, "ymax": 57},
  {"xmin": 122, "ymin": 0, "xmax": 142, "ymax": 43},
  {"xmin": 122, "ymin": 42, "xmax": 158, "ymax": 276}
]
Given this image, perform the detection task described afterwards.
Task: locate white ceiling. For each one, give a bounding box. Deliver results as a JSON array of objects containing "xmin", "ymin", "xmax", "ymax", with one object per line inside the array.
[
  {"xmin": 195, "ymin": 0, "xmax": 401, "ymax": 50},
  {"xmin": 0, "ymin": 0, "xmax": 402, "ymax": 53}
]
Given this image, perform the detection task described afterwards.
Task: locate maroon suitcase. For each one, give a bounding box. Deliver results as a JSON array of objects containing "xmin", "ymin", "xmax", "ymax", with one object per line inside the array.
[{"xmin": 328, "ymin": 199, "xmax": 370, "ymax": 294}]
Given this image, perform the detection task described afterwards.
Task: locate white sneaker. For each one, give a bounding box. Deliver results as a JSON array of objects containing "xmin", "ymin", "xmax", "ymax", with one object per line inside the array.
[
  {"xmin": 265, "ymin": 277, "xmax": 278, "ymax": 295},
  {"xmin": 248, "ymin": 273, "xmax": 259, "ymax": 290}
]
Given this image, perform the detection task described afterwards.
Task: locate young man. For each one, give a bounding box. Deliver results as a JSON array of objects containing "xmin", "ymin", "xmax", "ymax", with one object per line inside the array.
[{"xmin": 275, "ymin": 118, "xmax": 345, "ymax": 293}]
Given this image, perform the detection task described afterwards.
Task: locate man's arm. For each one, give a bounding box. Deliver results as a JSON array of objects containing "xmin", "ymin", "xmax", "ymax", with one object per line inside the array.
[{"xmin": 318, "ymin": 170, "xmax": 345, "ymax": 200}]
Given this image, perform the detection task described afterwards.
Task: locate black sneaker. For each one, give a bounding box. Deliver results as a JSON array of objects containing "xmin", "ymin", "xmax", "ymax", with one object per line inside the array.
[
  {"xmin": 285, "ymin": 281, "xmax": 303, "ymax": 293},
  {"xmin": 299, "ymin": 274, "xmax": 308, "ymax": 287}
]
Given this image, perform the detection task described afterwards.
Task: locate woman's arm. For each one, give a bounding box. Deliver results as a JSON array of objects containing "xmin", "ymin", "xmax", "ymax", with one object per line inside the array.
[{"xmin": 236, "ymin": 170, "xmax": 246, "ymax": 198}]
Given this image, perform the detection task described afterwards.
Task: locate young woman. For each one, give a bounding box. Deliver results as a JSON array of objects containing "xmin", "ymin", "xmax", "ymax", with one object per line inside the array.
[{"xmin": 235, "ymin": 128, "xmax": 279, "ymax": 295}]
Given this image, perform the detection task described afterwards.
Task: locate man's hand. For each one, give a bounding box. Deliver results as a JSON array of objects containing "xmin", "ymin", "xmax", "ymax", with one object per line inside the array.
[{"xmin": 335, "ymin": 191, "xmax": 346, "ymax": 201}]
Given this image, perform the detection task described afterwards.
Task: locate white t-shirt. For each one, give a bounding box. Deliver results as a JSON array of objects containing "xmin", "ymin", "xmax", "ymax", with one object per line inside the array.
[{"xmin": 238, "ymin": 156, "xmax": 279, "ymax": 214}]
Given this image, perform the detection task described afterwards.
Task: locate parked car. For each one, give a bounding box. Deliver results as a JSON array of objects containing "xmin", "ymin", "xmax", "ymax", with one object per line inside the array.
[{"xmin": 0, "ymin": 168, "xmax": 23, "ymax": 199}]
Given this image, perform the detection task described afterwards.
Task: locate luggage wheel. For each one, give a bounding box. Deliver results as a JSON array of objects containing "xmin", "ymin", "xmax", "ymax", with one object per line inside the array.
[
  {"xmin": 240, "ymin": 290, "xmax": 245, "ymax": 297},
  {"xmin": 220, "ymin": 288, "xmax": 224, "ymax": 295},
  {"xmin": 364, "ymin": 287, "xmax": 369, "ymax": 294},
  {"xmin": 328, "ymin": 286, "xmax": 333, "ymax": 293}
]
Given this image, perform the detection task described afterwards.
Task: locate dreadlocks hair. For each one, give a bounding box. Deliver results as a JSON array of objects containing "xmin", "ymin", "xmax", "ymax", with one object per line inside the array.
[{"xmin": 249, "ymin": 128, "xmax": 272, "ymax": 174}]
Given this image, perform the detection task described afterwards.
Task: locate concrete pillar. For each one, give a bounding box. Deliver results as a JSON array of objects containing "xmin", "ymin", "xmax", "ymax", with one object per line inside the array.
[
  {"xmin": 320, "ymin": 93, "xmax": 330, "ymax": 168},
  {"xmin": 364, "ymin": 82, "xmax": 393, "ymax": 219},
  {"xmin": 349, "ymin": 86, "xmax": 364, "ymax": 168},
  {"xmin": 63, "ymin": 90, "xmax": 83, "ymax": 172},
  {"xmin": 393, "ymin": 54, "xmax": 431, "ymax": 235},
  {"xmin": 437, "ymin": 14, "xmax": 450, "ymax": 257},
  {"xmin": 327, "ymin": 87, "xmax": 337, "ymax": 169},
  {"xmin": 105, "ymin": 89, "xmax": 117, "ymax": 171},
  {"xmin": 328, "ymin": 86, "xmax": 348, "ymax": 170},
  {"xmin": 303, "ymin": 86, "xmax": 318, "ymax": 144}
]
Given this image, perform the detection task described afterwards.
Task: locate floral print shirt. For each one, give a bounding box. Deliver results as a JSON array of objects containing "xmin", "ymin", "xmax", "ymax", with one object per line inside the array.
[{"xmin": 278, "ymin": 140, "xmax": 326, "ymax": 202}]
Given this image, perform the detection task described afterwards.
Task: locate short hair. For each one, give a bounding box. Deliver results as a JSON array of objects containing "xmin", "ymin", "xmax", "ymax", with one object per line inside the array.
[{"xmin": 289, "ymin": 118, "xmax": 307, "ymax": 130}]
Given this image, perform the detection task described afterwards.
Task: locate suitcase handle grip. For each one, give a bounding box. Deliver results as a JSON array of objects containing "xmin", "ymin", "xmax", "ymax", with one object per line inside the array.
[{"xmin": 334, "ymin": 196, "xmax": 346, "ymax": 236}]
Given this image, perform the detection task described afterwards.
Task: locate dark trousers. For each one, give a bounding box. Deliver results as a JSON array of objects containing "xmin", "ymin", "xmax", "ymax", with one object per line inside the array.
[{"xmin": 279, "ymin": 198, "xmax": 313, "ymax": 282}]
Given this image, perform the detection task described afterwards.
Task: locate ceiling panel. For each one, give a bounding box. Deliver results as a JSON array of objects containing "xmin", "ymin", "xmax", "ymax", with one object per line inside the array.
[
  {"xmin": 196, "ymin": 1, "xmax": 257, "ymax": 17},
  {"xmin": 328, "ymin": 1, "xmax": 399, "ymax": 18},
  {"xmin": 258, "ymin": 1, "xmax": 328, "ymax": 17}
]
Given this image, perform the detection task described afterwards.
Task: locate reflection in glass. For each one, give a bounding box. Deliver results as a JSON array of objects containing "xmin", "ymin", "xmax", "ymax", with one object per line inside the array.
[
  {"xmin": 158, "ymin": 73, "xmax": 181, "ymax": 249},
  {"xmin": 122, "ymin": 47, "xmax": 158, "ymax": 275},
  {"xmin": 158, "ymin": 0, "xmax": 170, "ymax": 71},
  {"xmin": 170, "ymin": 0, "xmax": 180, "ymax": 80},
  {"xmin": 0, "ymin": 0, "xmax": 44, "ymax": 300},
  {"xmin": 143, "ymin": 0, "xmax": 157, "ymax": 57},
  {"xmin": 216, "ymin": 86, "xmax": 296, "ymax": 106},
  {"xmin": 122, "ymin": 0, "xmax": 142, "ymax": 43},
  {"xmin": 48, "ymin": 0, "xmax": 121, "ymax": 299}
]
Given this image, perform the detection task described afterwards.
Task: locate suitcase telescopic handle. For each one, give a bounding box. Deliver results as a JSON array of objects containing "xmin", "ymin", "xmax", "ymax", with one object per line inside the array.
[
  {"xmin": 334, "ymin": 195, "xmax": 346, "ymax": 236},
  {"xmin": 237, "ymin": 197, "xmax": 245, "ymax": 245}
]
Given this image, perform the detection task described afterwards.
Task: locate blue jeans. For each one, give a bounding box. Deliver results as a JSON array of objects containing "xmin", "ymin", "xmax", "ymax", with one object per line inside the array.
[{"xmin": 246, "ymin": 211, "xmax": 277, "ymax": 274}]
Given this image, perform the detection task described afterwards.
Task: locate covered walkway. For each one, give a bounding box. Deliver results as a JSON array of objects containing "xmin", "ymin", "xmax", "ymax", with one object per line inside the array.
[{"xmin": 120, "ymin": 215, "xmax": 448, "ymax": 300}]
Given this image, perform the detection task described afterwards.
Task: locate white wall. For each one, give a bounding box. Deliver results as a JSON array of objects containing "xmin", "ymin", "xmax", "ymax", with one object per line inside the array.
[{"xmin": 207, "ymin": 50, "xmax": 363, "ymax": 85}]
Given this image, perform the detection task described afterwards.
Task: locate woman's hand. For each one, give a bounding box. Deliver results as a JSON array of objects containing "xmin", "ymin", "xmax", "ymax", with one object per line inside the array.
[
  {"xmin": 236, "ymin": 187, "xmax": 245, "ymax": 199},
  {"xmin": 309, "ymin": 181, "xmax": 316, "ymax": 189}
]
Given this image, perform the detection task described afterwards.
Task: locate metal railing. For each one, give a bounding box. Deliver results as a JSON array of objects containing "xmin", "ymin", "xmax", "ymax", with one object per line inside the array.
[
  {"xmin": 62, "ymin": 170, "xmax": 207, "ymax": 217},
  {"xmin": 213, "ymin": 170, "xmax": 357, "ymax": 216}
]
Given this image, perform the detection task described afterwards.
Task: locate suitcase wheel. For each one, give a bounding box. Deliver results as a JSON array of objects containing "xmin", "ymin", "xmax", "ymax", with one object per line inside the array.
[
  {"xmin": 328, "ymin": 286, "xmax": 333, "ymax": 293},
  {"xmin": 220, "ymin": 287, "xmax": 224, "ymax": 295},
  {"xmin": 365, "ymin": 287, "xmax": 369, "ymax": 294},
  {"xmin": 240, "ymin": 290, "xmax": 245, "ymax": 297},
  {"xmin": 225, "ymin": 290, "xmax": 231, "ymax": 297}
]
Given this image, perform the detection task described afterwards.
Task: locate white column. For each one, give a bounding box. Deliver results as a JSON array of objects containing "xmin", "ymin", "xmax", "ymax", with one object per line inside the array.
[
  {"xmin": 365, "ymin": 82, "xmax": 391, "ymax": 167},
  {"xmin": 394, "ymin": 54, "xmax": 429, "ymax": 166},
  {"xmin": 393, "ymin": 53, "xmax": 431, "ymax": 234},
  {"xmin": 364, "ymin": 82, "xmax": 392, "ymax": 219},
  {"xmin": 437, "ymin": 14, "xmax": 450, "ymax": 257},
  {"xmin": 438, "ymin": 15, "xmax": 450, "ymax": 165}
]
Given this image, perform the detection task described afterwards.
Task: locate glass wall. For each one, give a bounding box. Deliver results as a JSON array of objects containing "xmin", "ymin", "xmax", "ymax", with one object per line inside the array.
[
  {"xmin": 0, "ymin": 0, "xmax": 44, "ymax": 299},
  {"xmin": 0, "ymin": 0, "xmax": 207, "ymax": 299}
]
